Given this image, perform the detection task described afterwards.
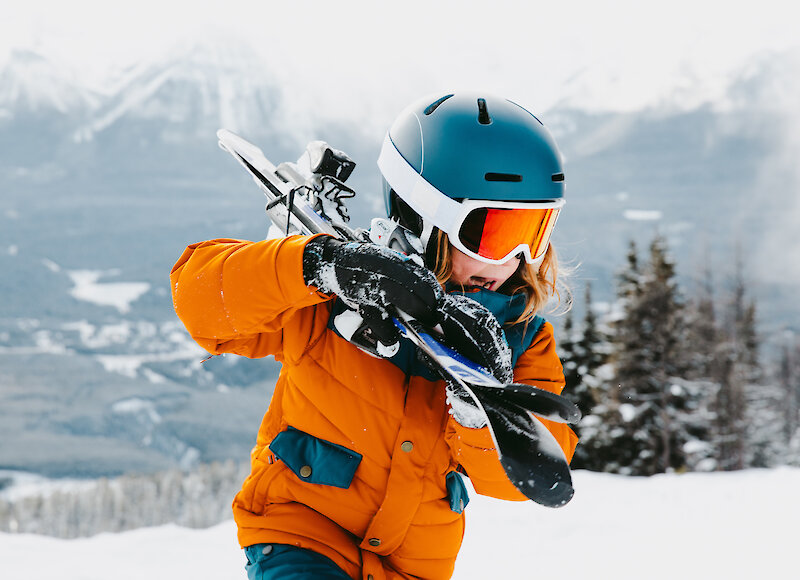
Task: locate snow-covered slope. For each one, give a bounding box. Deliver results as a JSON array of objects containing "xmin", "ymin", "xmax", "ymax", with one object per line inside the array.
[{"xmin": 0, "ymin": 469, "xmax": 795, "ymax": 579}]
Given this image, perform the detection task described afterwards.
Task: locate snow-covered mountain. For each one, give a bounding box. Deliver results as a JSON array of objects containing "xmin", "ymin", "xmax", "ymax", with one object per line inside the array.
[
  {"xmin": 0, "ymin": 42, "xmax": 283, "ymax": 132},
  {"xmin": 0, "ymin": 49, "xmax": 98, "ymax": 115},
  {"xmin": 71, "ymin": 42, "xmax": 285, "ymax": 144},
  {"xmin": 0, "ymin": 42, "xmax": 309, "ymax": 182},
  {"xmin": 1, "ymin": 40, "xmax": 798, "ymax": 479}
]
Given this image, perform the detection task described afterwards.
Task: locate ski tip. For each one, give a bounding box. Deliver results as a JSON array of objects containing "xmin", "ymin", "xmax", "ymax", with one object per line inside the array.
[
  {"xmin": 501, "ymin": 454, "xmax": 574, "ymax": 507},
  {"xmin": 560, "ymin": 404, "xmax": 582, "ymax": 425},
  {"xmin": 518, "ymin": 478, "xmax": 574, "ymax": 508},
  {"xmin": 217, "ymin": 129, "xmax": 237, "ymax": 153}
]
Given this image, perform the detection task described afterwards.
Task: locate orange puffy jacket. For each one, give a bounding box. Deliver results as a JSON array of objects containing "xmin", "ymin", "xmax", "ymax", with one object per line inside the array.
[{"xmin": 171, "ymin": 235, "xmax": 577, "ymax": 580}]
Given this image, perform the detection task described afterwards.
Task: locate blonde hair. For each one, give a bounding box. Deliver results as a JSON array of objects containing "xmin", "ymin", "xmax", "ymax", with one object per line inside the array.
[{"xmin": 431, "ymin": 230, "xmax": 569, "ymax": 325}]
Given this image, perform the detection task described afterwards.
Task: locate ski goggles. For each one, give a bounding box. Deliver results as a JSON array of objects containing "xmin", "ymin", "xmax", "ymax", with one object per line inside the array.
[
  {"xmin": 378, "ymin": 134, "xmax": 564, "ymax": 264},
  {"xmin": 449, "ymin": 198, "xmax": 563, "ymax": 264}
]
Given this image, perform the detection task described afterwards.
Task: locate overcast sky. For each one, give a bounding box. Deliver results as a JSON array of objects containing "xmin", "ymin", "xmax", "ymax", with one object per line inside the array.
[{"xmin": 2, "ymin": 0, "xmax": 798, "ymax": 124}]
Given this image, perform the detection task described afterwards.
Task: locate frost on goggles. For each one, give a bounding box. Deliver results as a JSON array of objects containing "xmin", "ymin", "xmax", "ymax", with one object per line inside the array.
[{"xmin": 457, "ymin": 205, "xmax": 560, "ymax": 262}]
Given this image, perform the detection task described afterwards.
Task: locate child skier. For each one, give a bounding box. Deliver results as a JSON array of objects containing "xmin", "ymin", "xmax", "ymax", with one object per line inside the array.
[{"xmin": 171, "ymin": 92, "xmax": 578, "ymax": 580}]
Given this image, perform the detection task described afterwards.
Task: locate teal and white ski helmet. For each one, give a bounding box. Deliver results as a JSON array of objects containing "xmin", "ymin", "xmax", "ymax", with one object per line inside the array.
[{"xmin": 378, "ymin": 92, "xmax": 565, "ymax": 265}]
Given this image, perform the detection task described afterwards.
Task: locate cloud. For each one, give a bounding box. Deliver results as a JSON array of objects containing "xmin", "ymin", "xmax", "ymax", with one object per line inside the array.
[{"xmin": 734, "ymin": 50, "xmax": 800, "ymax": 287}]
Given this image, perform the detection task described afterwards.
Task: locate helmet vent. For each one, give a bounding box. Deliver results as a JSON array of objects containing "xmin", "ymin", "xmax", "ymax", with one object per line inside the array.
[
  {"xmin": 551, "ymin": 173, "xmax": 565, "ymax": 182},
  {"xmin": 424, "ymin": 94, "xmax": 454, "ymax": 115},
  {"xmin": 485, "ymin": 172, "xmax": 522, "ymax": 182},
  {"xmin": 477, "ymin": 98, "xmax": 492, "ymax": 124}
]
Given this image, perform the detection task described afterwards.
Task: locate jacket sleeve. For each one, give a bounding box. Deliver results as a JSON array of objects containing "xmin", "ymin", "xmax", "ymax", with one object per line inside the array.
[
  {"xmin": 446, "ymin": 321, "xmax": 579, "ymax": 501},
  {"xmin": 170, "ymin": 235, "xmax": 330, "ymax": 359}
]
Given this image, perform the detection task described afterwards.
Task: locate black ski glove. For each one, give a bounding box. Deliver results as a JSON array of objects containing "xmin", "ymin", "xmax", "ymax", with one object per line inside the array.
[
  {"xmin": 303, "ymin": 236, "xmax": 513, "ymax": 395},
  {"xmin": 438, "ymin": 293, "xmax": 513, "ymax": 385},
  {"xmin": 303, "ymin": 236, "xmax": 444, "ymax": 349},
  {"xmin": 436, "ymin": 294, "xmax": 513, "ymax": 428}
]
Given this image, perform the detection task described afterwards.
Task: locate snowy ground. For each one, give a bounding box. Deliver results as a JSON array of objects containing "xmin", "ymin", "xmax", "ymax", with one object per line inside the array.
[{"xmin": 0, "ymin": 468, "xmax": 797, "ymax": 579}]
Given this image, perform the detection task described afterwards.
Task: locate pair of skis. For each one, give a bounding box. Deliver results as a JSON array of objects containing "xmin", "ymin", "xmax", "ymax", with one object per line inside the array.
[{"xmin": 216, "ymin": 129, "xmax": 580, "ymax": 507}]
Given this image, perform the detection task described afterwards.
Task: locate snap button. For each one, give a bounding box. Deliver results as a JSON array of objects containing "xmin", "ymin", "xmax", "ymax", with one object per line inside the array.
[
  {"xmin": 262, "ymin": 544, "xmax": 273, "ymax": 555},
  {"xmin": 299, "ymin": 465, "xmax": 312, "ymax": 478},
  {"xmin": 368, "ymin": 576, "xmax": 374, "ymax": 580},
  {"xmin": 368, "ymin": 538, "xmax": 381, "ymax": 547},
  {"xmin": 400, "ymin": 441, "xmax": 413, "ymax": 452}
]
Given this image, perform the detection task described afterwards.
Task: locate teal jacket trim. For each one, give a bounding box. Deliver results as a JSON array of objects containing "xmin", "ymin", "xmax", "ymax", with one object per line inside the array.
[
  {"xmin": 269, "ymin": 426, "xmax": 362, "ymax": 489},
  {"xmin": 446, "ymin": 471, "xmax": 470, "ymax": 514}
]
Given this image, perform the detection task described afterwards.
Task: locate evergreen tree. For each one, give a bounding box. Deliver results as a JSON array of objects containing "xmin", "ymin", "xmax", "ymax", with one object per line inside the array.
[
  {"xmin": 562, "ymin": 282, "xmax": 611, "ymax": 470},
  {"xmin": 560, "ymin": 306, "xmax": 581, "ymax": 396},
  {"xmin": 620, "ymin": 235, "xmax": 685, "ymax": 474},
  {"xmin": 781, "ymin": 336, "xmax": 800, "ymax": 450},
  {"xmin": 781, "ymin": 335, "xmax": 800, "ymax": 465},
  {"xmin": 601, "ymin": 235, "xmax": 714, "ymax": 475},
  {"xmin": 684, "ymin": 257, "xmax": 719, "ymax": 380},
  {"xmin": 578, "ymin": 283, "xmax": 609, "ymax": 391},
  {"xmin": 561, "ymin": 283, "xmax": 606, "ymax": 416},
  {"xmin": 713, "ymin": 251, "xmax": 762, "ymax": 470},
  {"xmin": 571, "ymin": 241, "xmax": 645, "ymax": 473},
  {"xmin": 677, "ymin": 259, "xmax": 725, "ymax": 471},
  {"xmin": 732, "ymin": 256, "xmax": 760, "ymax": 376},
  {"xmin": 618, "ymin": 239, "xmax": 641, "ymax": 303}
]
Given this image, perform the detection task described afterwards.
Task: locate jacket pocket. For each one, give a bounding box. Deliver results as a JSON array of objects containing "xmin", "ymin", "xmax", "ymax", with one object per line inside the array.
[
  {"xmin": 446, "ymin": 471, "xmax": 470, "ymax": 514},
  {"xmin": 269, "ymin": 426, "xmax": 362, "ymax": 489}
]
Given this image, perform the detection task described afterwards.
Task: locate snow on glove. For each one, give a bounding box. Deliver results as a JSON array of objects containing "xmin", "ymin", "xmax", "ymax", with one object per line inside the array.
[
  {"xmin": 439, "ymin": 293, "xmax": 513, "ymax": 384},
  {"xmin": 303, "ymin": 235, "xmax": 445, "ymax": 350},
  {"xmin": 437, "ymin": 294, "xmax": 513, "ymax": 429}
]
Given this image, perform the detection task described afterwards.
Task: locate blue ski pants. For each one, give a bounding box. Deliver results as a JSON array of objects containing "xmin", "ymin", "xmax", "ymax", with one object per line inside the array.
[{"xmin": 244, "ymin": 543, "xmax": 351, "ymax": 580}]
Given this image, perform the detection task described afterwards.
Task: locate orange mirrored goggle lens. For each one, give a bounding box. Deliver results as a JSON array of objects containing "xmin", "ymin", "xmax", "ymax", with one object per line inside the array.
[{"xmin": 458, "ymin": 206, "xmax": 560, "ymax": 261}]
